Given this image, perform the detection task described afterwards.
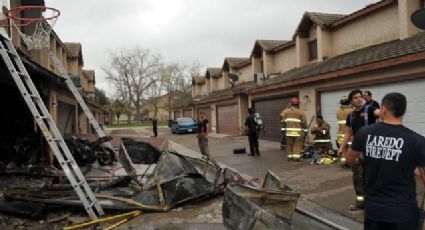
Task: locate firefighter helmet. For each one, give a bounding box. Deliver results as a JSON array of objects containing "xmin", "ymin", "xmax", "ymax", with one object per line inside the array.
[
  {"xmin": 290, "ymin": 97, "xmax": 300, "ymax": 105},
  {"xmin": 340, "ymin": 96, "xmax": 349, "ymax": 105}
]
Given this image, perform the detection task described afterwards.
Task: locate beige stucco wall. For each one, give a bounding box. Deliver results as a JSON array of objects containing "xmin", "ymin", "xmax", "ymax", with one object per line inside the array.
[
  {"xmin": 68, "ymin": 59, "xmax": 79, "ymax": 76},
  {"xmin": 399, "ymin": 0, "xmax": 421, "ymax": 39},
  {"xmin": 238, "ymin": 94, "xmax": 249, "ymax": 132},
  {"xmin": 273, "ymin": 45, "xmax": 296, "ymax": 74},
  {"xmin": 237, "ymin": 64, "xmax": 253, "ymax": 83},
  {"xmin": 222, "ymin": 71, "xmax": 230, "ymax": 89},
  {"xmin": 317, "ymin": 26, "xmax": 332, "ymax": 61},
  {"xmin": 332, "ymin": 4, "xmax": 399, "ymax": 56},
  {"xmin": 252, "ymin": 57, "xmax": 262, "ymax": 73},
  {"xmin": 263, "ymin": 52, "xmax": 275, "ymax": 76},
  {"xmin": 210, "ymin": 78, "xmax": 218, "ymax": 92},
  {"xmin": 296, "ymin": 36, "xmax": 309, "ymax": 68}
]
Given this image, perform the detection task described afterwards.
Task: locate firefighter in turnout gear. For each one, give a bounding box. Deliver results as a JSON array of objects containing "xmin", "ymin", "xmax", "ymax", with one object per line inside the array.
[
  {"xmin": 279, "ymin": 103, "xmax": 290, "ymax": 151},
  {"xmin": 336, "ymin": 96, "xmax": 352, "ymax": 164},
  {"xmin": 281, "ymin": 97, "xmax": 307, "ymax": 161},
  {"xmin": 311, "ymin": 115, "xmax": 332, "ymax": 152}
]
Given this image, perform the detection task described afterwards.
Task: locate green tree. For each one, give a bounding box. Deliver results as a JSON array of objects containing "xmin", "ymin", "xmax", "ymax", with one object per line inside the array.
[{"xmin": 95, "ymin": 88, "xmax": 109, "ymax": 106}]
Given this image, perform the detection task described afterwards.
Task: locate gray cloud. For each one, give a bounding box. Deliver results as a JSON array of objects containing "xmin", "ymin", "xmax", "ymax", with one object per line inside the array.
[{"xmin": 44, "ymin": 0, "xmax": 378, "ymax": 94}]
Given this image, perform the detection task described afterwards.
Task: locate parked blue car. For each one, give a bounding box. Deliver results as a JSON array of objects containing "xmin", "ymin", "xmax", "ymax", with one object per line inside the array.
[{"xmin": 171, "ymin": 117, "xmax": 198, "ymax": 134}]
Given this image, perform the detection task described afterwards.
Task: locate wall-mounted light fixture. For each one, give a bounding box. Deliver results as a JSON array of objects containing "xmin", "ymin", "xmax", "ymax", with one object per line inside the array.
[{"xmin": 303, "ymin": 95, "xmax": 310, "ymax": 103}]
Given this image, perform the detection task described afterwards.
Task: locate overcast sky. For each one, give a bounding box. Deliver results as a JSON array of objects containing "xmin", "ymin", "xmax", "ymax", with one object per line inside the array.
[{"xmin": 44, "ymin": 0, "xmax": 378, "ymax": 96}]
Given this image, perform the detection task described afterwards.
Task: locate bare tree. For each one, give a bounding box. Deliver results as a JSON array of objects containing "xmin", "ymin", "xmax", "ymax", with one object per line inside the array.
[
  {"xmin": 103, "ymin": 47, "xmax": 162, "ymax": 124},
  {"xmin": 160, "ymin": 63, "xmax": 194, "ymax": 119}
]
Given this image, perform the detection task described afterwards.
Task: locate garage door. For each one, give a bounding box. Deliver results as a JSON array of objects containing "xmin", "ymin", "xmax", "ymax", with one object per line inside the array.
[
  {"xmin": 321, "ymin": 78, "xmax": 425, "ymax": 149},
  {"xmin": 217, "ymin": 104, "xmax": 239, "ymax": 135},
  {"xmin": 197, "ymin": 107, "xmax": 212, "ymax": 131},
  {"xmin": 174, "ymin": 111, "xmax": 181, "ymax": 120},
  {"xmin": 253, "ymin": 97, "xmax": 293, "ymax": 141},
  {"xmin": 183, "ymin": 109, "xmax": 192, "ymax": 118}
]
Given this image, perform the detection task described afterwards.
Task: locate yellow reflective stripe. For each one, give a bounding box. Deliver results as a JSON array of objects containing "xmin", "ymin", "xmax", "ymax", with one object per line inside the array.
[
  {"xmin": 285, "ymin": 118, "xmax": 301, "ymax": 123},
  {"xmin": 340, "ymin": 157, "xmax": 346, "ymax": 163},
  {"xmin": 287, "ymin": 154, "xmax": 293, "ymax": 158},
  {"xmin": 292, "ymin": 154, "xmax": 301, "ymax": 159},
  {"xmin": 338, "ymin": 120, "xmax": 346, "ymax": 124},
  {"xmin": 356, "ymin": 196, "xmax": 364, "ymax": 202},
  {"xmin": 337, "ymin": 133, "xmax": 345, "ymax": 137},
  {"xmin": 348, "ymin": 142, "xmax": 352, "ymax": 145},
  {"xmin": 281, "ymin": 128, "xmax": 286, "ymax": 131},
  {"xmin": 286, "ymin": 128, "xmax": 302, "ymax": 131},
  {"xmin": 315, "ymin": 139, "xmax": 331, "ymax": 143},
  {"xmin": 286, "ymin": 133, "xmax": 301, "ymax": 137}
]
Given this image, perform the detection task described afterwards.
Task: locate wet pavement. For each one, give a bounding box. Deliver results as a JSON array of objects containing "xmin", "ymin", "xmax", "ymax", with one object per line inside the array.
[
  {"xmin": 112, "ymin": 126, "xmax": 425, "ymax": 227},
  {"xmin": 103, "ymin": 127, "xmax": 364, "ymax": 228}
]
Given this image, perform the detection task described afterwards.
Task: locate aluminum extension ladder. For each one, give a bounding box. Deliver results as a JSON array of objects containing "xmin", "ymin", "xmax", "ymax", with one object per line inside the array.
[
  {"xmin": 49, "ymin": 51, "xmax": 114, "ymax": 150},
  {"xmin": 0, "ymin": 36, "xmax": 104, "ymax": 220}
]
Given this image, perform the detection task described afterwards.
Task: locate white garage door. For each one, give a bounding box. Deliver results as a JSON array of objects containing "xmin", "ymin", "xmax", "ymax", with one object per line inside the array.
[{"xmin": 321, "ymin": 78, "xmax": 425, "ymax": 149}]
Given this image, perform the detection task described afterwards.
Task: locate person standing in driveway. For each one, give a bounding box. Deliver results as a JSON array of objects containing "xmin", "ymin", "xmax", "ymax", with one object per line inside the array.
[
  {"xmin": 152, "ymin": 116, "xmax": 158, "ymax": 137},
  {"xmin": 346, "ymin": 92, "xmax": 425, "ymax": 230},
  {"xmin": 338, "ymin": 89, "xmax": 380, "ymax": 211},
  {"xmin": 245, "ymin": 108, "xmax": 260, "ymax": 156},
  {"xmin": 197, "ymin": 111, "xmax": 210, "ymax": 157}
]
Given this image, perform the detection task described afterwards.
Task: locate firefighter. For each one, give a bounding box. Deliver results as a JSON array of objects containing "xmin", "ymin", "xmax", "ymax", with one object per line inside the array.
[
  {"xmin": 279, "ymin": 103, "xmax": 290, "ymax": 151},
  {"xmin": 281, "ymin": 97, "xmax": 307, "ymax": 161},
  {"xmin": 310, "ymin": 115, "xmax": 332, "ymax": 152},
  {"xmin": 336, "ymin": 96, "xmax": 352, "ymax": 164}
]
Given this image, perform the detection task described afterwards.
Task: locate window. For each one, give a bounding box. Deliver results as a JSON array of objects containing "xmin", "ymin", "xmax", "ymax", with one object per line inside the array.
[{"xmin": 308, "ymin": 40, "xmax": 318, "ymax": 61}]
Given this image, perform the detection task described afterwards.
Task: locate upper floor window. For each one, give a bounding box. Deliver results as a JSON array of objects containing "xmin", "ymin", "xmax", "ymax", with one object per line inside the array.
[{"xmin": 308, "ymin": 39, "xmax": 317, "ymax": 61}]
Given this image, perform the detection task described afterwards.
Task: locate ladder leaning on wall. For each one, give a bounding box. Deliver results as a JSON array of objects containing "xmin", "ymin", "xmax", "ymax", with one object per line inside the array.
[
  {"xmin": 0, "ymin": 33, "xmax": 104, "ymax": 220},
  {"xmin": 48, "ymin": 50, "xmax": 115, "ymax": 151}
]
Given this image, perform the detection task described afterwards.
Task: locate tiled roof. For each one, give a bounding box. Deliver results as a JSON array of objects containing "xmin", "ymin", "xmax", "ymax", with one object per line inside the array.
[
  {"xmin": 83, "ymin": 70, "xmax": 95, "ymax": 81},
  {"xmin": 257, "ymin": 40, "xmax": 291, "ymax": 52},
  {"xmin": 192, "ymin": 75, "xmax": 206, "ymax": 85},
  {"xmin": 306, "ymin": 12, "xmax": 346, "ymax": 27},
  {"xmin": 195, "ymin": 81, "xmax": 255, "ymax": 103},
  {"xmin": 257, "ymin": 32, "xmax": 425, "ymax": 88},
  {"xmin": 206, "ymin": 67, "xmax": 222, "ymax": 78},
  {"xmin": 224, "ymin": 57, "xmax": 251, "ymax": 69},
  {"xmin": 225, "ymin": 57, "xmax": 251, "ymax": 67},
  {"xmin": 64, "ymin": 42, "xmax": 82, "ymax": 58}
]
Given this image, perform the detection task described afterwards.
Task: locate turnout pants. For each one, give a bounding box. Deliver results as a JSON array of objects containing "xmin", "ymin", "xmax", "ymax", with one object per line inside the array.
[
  {"xmin": 352, "ymin": 162, "xmax": 365, "ymax": 207},
  {"xmin": 285, "ymin": 136, "xmax": 304, "ymax": 160}
]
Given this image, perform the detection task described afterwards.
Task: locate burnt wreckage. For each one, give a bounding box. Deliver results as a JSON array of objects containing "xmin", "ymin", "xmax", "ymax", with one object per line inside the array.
[{"xmin": 0, "ymin": 138, "xmax": 225, "ymax": 218}]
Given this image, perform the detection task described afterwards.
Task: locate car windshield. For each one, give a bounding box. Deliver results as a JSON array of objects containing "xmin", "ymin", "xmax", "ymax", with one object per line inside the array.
[{"xmin": 178, "ymin": 118, "xmax": 195, "ymax": 125}]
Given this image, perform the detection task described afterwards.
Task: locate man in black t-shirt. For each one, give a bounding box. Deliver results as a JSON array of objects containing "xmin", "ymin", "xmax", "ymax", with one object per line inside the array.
[
  {"xmin": 338, "ymin": 89, "xmax": 380, "ymax": 210},
  {"xmin": 346, "ymin": 92, "xmax": 425, "ymax": 230},
  {"xmin": 244, "ymin": 108, "xmax": 260, "ymax": 156},
  {"xmin": 364, "ymin": 91, "xmax": 380, "ymax": 109},
  {"xmin": 197, "ymin": 111, "xmax": 210, "ymax": 157}
]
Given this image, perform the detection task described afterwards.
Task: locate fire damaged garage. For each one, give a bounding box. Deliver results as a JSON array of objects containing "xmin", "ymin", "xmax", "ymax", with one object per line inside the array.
[{"xmin": 0, "ymin": 57, "xmax": 54, "ymax": 169}]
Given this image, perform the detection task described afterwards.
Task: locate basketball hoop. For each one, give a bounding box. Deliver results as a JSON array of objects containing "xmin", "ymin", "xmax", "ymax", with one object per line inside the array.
[{"xmin": 2, "ymin": 6, "xmax": 60, "ymax": 50}]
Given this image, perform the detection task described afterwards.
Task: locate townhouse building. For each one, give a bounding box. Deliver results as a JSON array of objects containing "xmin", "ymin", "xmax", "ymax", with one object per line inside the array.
[
  {"xmin": 0, "ymin": 0, "xmax": 106, "ymax": 142},
  {"xmin": 189, "ymin": 0, "xmax": 425, "ymax": 146}
]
